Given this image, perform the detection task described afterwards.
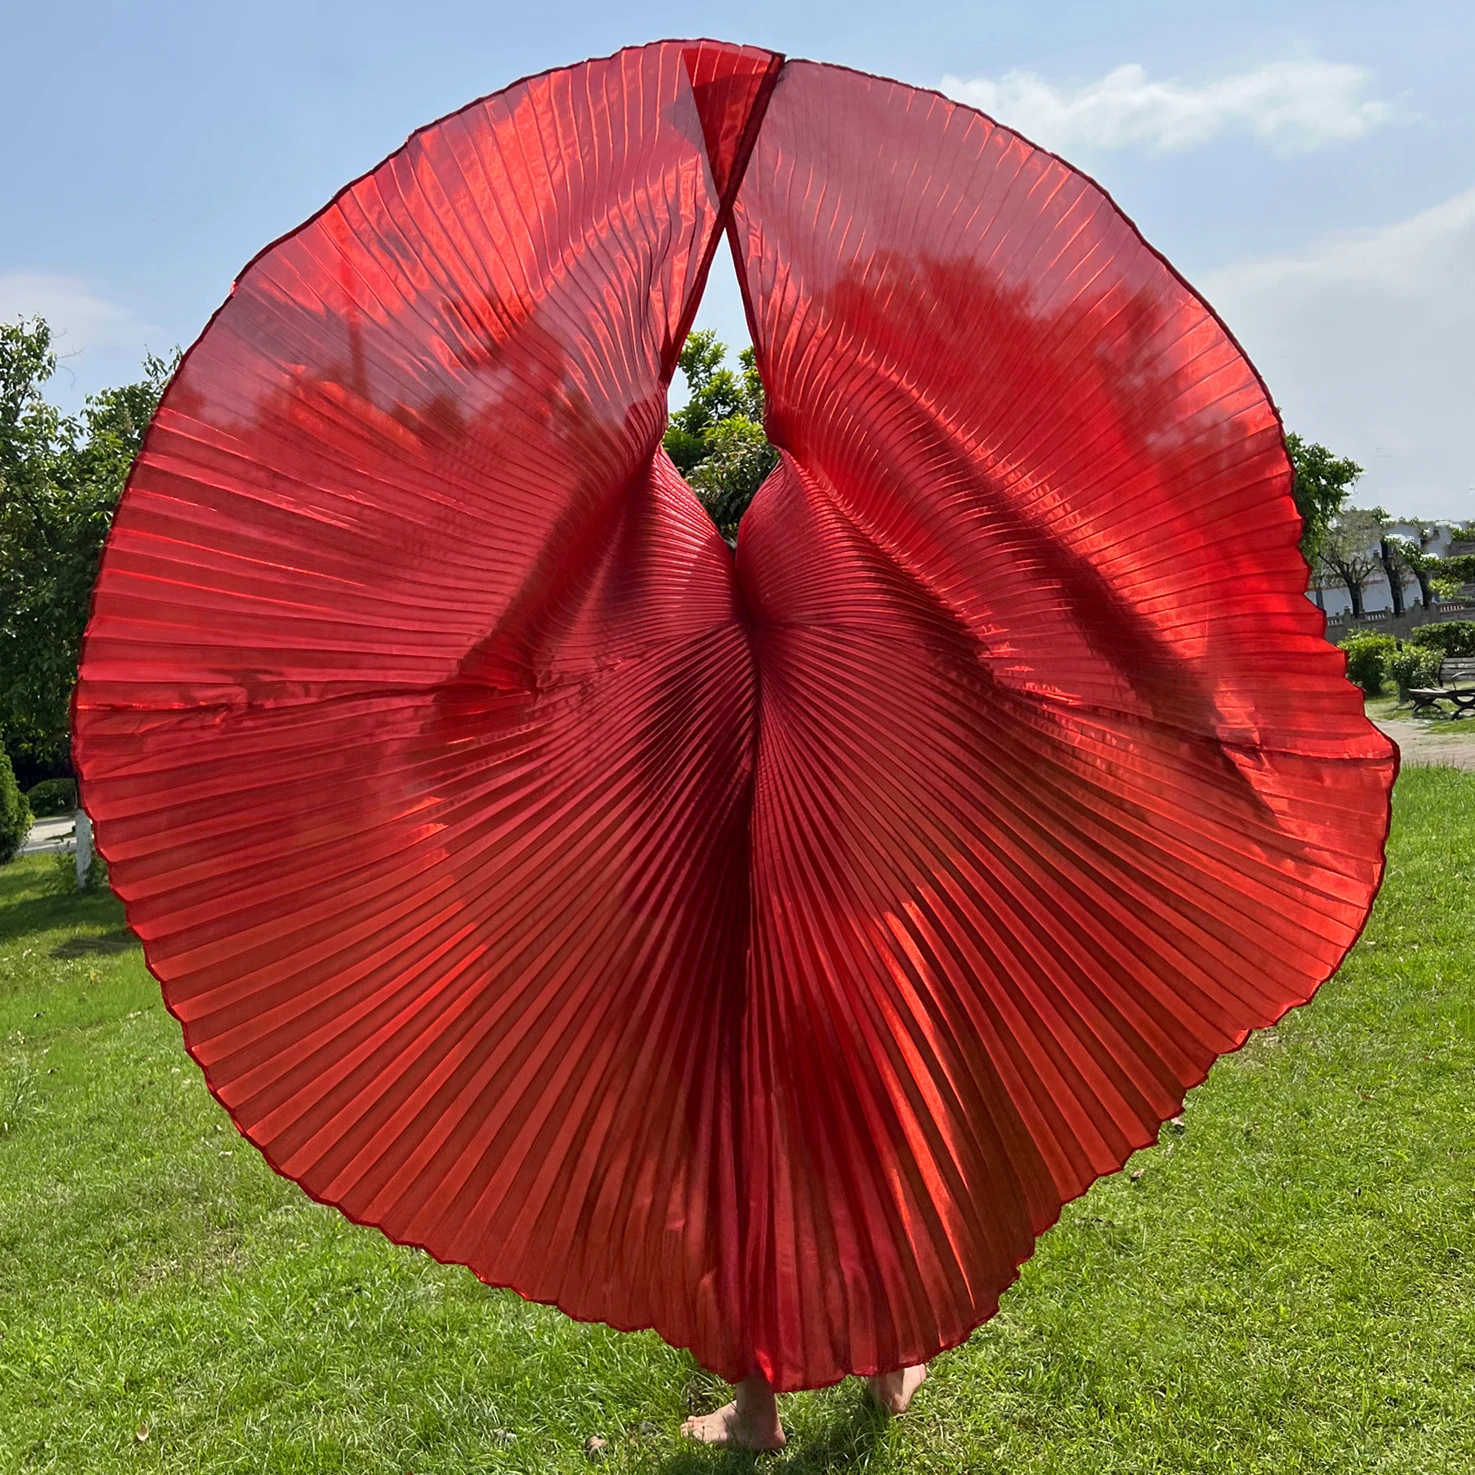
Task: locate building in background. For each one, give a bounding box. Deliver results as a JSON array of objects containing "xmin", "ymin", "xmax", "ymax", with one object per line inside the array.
[{"xmin": 1315, "ymin": 518, "xmax": 1475, "ymax": 637}]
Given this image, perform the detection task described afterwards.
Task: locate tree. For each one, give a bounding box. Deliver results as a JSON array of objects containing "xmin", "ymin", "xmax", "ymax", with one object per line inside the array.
[
  {"xmin": 1385, "ymin": 534, "xmax": 1432, "ymax": 609},
  {"xmin": 1367, "ymin": 508, "xmax": 1413, "ymax": 618},
  {"xmin": 663, "ymin": 329, "xmax": 766, "ymax": 467},
  {"xmin": 1284, "ymin": 432, "xmax": 1362, "ymax": 574},
  {"xmin": 1385, "ymin": 530, "xmax": 1447, "ymax": 609},
  {"xmin": 663, "ymin": 330, "xmax": 777, "ymax": 540},
  {"xmin": 1384, "ymin": 534, "xmax": 1475, "ymax": 606},
  {"xmin": 1317, "ymin": 507, "xmax": 1382, "ymax": 617},
  {"xmin": 686, "ymin": 416, "xmax": 777, "ymax": 539},
  {"xmin": 0, "ymin": 318, "xmax": 174, "ymax": 771}
]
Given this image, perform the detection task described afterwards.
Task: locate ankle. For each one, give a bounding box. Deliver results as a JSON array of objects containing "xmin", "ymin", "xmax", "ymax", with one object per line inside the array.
[{"xmin": 735, "ymin": 1372, "xmax": 780, "ymax": 1429}]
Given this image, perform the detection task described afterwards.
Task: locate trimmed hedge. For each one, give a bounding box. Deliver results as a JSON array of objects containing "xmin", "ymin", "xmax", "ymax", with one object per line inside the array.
[
  {"xmin": 1, "ymin": 748, "xmax": 32, "ymax": 865},
  {"xmin": 26, "ymin": 777, "xmax": 77, "ymax": 817},
  {"xmin": 1339, "ymin": 631, "xmax": 1398, "ymax": 697},
  {"xmin": 1409, "ymin": 620, "xmax": 1475, "ymax": 657}
]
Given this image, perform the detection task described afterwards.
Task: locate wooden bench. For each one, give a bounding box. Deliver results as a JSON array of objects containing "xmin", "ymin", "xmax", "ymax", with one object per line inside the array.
[{"xmin": 1410, "ymin": 655, "xmax": 1475, "ymax": 718}]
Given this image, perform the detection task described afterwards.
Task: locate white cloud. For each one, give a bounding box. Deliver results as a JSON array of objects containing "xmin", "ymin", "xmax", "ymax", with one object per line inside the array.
[
  {"xmin": 0, "ymin": 270, "xmax": 160, "ymax": 360},
  {"xmin": 941, "ymin": 60, "xmax": 1396, "ymax": 155},
  {"xmin": 0, "ymin": 271, "xmax": 167, "ymax": 409},
  {"xmin": 1201, "ymin": 186, "xmax": 1475, "ymax": 521}
]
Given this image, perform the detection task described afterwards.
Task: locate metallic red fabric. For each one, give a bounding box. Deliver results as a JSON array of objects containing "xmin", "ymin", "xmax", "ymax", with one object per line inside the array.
[{"xmin": 73, "ymin": 40, "xmax": 1395, "ymax": 1391}]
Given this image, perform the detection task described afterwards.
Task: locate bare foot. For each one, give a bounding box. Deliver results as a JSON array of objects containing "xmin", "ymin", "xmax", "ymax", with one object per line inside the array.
[
  {"xmin": 680, "ymin": 1373, "xmax": 786, "ymax": 1451},
  {"xmin": 865, "ymin": 1364, "xmax": 927, "ymax": 1415}
]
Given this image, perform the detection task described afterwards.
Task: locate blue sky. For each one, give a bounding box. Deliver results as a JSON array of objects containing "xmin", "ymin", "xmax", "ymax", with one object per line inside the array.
[{"xmin": 4, "ymin": 0, "xmax": 1471, "ymax": 517}]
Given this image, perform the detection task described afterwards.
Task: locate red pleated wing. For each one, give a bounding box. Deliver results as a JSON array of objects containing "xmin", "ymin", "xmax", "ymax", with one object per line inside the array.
[
  {"xmin": 727, "ymin": 61, "xmax": 1395, "ymax": 1385},
  {"xmin": 74, "ymin": 40, "xmax": 779, "ymax": 1377},
  {"xmin": 73, "ymin": 42, "xmax": 1395, "ymax": 1393}
]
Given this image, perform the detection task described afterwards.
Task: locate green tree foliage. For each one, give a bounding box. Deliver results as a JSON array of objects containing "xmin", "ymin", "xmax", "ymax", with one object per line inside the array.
[
  {"xmin": 1284, "ymin": 432, "xmax": 1362, "ymax": 569},
  {"xmin": 0, "ymin": 319, "xmax": 174, "ymax": 768},
  {"xmin": 0, "ymin": 744, "xmax": 31, "ymax": 864},
  {"xmin": 663, "ymin": 330, "xmax": 777, "ymax": 541}
]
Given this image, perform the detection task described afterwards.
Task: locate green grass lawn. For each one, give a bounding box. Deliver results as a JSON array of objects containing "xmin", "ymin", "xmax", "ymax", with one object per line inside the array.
[{"xmin": 3, "ymin": 767, "xmax": 1474, "ymax": 1473}]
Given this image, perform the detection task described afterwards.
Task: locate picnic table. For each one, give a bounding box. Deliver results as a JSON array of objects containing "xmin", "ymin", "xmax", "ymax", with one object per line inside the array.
[{"xmin": 1410, "ymin": 656, "xmax": 1475, "ymax": 718}]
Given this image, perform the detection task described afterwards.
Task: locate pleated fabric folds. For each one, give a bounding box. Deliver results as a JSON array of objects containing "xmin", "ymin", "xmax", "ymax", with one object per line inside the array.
[{"xmin": 73, "ymin": 40, "xmax": 1396, "ymax": 1391}]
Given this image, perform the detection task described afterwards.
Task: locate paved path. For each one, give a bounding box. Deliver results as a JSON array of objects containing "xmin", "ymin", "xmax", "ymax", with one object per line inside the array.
[
  {"xmin": 20, "ymin": 814, "xmax": 75, "ymax": 855},
  {"xmin": 1375, "ymin": 720, "xmax": 1475, "ymax": 772}
]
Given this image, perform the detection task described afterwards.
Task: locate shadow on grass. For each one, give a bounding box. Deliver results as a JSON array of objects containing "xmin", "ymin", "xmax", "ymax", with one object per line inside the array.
[
  {"xmin": 657, "ymin": 1388, "xmax": 890, "ymax": 1472},
  {"xmin": 51, "ymin": 927, "xmax": 138, "ymax": 958},
  {"xmin": 0, "ymin": 858, "xmax": 133, "ymax": 953}
]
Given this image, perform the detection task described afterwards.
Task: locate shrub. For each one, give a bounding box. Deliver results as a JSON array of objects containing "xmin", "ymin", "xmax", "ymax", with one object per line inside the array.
[
  {"xmin": 1409, "ymin": 620, "xmax": 1475, "ymax": 658},
  {"xmin": 48, "ymin": 847, "xmax": 110, "ymax": 895},
  {"xmin": 1388, "ymin": 644, "xmax": 1444, "ymax": 702},
  {"xmin": 0, "ymin": 748, "xmax": 32, "ymax": 865},
  {"xmin": 25, "ymin": 777, "xmax": 77, "ymax": 817},
  {"xmin": 1339, "ymin": 631, "xmax": 1398, "ymax": 697}
]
